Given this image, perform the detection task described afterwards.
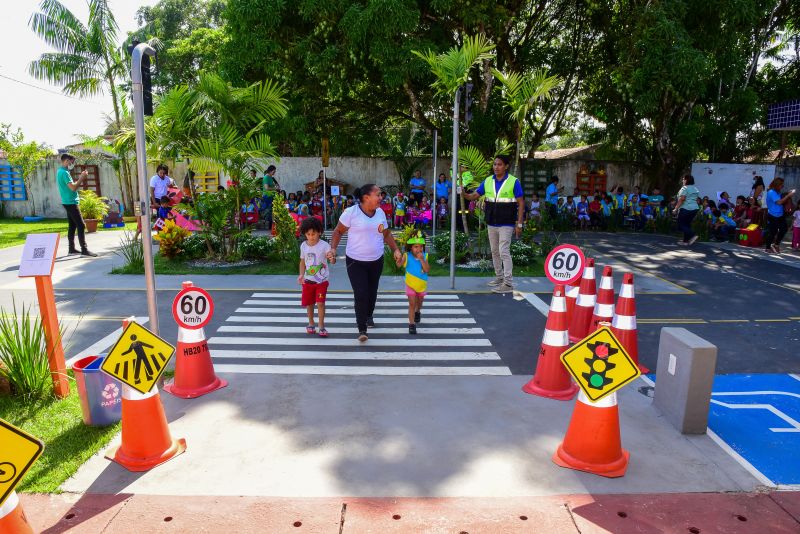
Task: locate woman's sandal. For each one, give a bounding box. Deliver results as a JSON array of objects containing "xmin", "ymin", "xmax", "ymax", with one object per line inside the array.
[
  {"xmin": 318, "ymin": 328, "xmax": 328, "ymax": 337},
  {"xmin": 306, "ymin": 325, "xmax": 316, "ymax": 335}
]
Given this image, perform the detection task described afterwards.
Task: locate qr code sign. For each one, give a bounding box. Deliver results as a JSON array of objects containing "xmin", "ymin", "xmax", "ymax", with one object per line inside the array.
[{"xmin": 33, "ymin": 247, "xmax": 46, "ymax": 259}]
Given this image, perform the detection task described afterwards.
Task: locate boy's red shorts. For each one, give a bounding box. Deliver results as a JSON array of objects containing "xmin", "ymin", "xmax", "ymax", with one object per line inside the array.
[{"xmin": 301, "ymin": 281, "xmax": 329, "ymax": 307}]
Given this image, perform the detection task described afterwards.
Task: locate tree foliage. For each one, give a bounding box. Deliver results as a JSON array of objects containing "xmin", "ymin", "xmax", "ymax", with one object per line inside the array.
[{"xmin": 0, "ymin": 124, "xmax": 53, "ymax": 216}]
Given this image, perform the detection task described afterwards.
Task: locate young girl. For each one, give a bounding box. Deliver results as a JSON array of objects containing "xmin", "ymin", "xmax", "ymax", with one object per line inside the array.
[
  {"xmin": 297, "ymin": 217, "xmax": 332, "ymax": 337},
  {"xmin": 436, "ymin": 197, "xmax": 448, "ymax": 226},
  {"xmin": 397, "ymin": 231, "xmax": 429, "ymax": 334},
  {"xmin": 287, "ymin": 192, "xmax": 298, "ymax": 212},
  {"xmin": 529, "ymin": 193, "xmax": 541, "ymax": 220},
  {"xmin": 576, "ymin": 195, "xmax": 589, "ymax": 230},
  {"xmin": 393, "ymin": 193, "xmax": 407, "ymax": 227}
]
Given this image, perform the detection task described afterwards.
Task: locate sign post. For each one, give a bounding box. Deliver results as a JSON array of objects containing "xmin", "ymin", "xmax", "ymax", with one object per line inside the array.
[{"xmin": 18, "ymin": 233, "xmax": 68, "ymax": 398}]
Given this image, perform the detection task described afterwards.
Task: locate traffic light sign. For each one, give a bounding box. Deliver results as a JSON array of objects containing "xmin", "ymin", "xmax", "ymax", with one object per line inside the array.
[
  {"xmin": 127, "ymin": 40, "xmax": 154, "ymax": 116},
  {"xmin": 560, "ymin": 327, "xmax": 641, "ymax": 402}
]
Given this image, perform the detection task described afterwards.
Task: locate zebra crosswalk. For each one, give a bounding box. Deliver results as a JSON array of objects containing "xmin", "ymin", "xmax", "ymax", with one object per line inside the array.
[{"xmin": 207, "ymin": 292, "xmax": 510, "ymax": 376}]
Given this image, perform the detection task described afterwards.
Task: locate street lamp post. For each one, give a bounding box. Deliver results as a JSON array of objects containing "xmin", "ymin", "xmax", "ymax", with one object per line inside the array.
[{"xmin": 449, "ymin": 88, "xmax": 461, "ymax": 289}]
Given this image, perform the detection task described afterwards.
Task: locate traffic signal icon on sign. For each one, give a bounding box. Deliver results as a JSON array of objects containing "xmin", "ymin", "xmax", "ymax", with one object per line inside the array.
[{"xmin": 561, "ymin": 327, "xmax": 641, "ymax": 402}]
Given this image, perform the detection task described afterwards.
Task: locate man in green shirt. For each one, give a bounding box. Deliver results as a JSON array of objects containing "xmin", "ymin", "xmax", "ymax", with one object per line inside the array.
[{"xmin": 57, "ymin": 153, "xmax": 97, "ymax": 257}]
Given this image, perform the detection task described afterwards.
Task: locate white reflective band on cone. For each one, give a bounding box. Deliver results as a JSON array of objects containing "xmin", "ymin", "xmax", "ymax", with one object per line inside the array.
[
  {"xmin": 566, "ymin": 286, "xmax": 581, "ymax": 297},
  {"xmin": 578, "ymin": 390, "xmax": 617, "ymax": 408},
  {"xmin": 599, "ymin": 278, "xmax": 613, "ymax": 289},
  {"xmin": 576, "ymin": 294, "xmax": 596, "ymax": 306},
  {"xmin": 620, "ymin": 284, "xmax": 635, "ymax": 298},
  {"xmin": 583, "ymin": 268, "xmax": 596, "ymax": 279},
  {"xmin": 122, "ymin": 383, "xmax": 159, "ymax": 401},
  {"xmin": 542, "ymin": 328, "xmax": 569, "ymax": 347},
  {"xmin": 0, "ymin": 491, "xmax": 19, "ymax": 518},
  {"xmin": 612, "ymin": 314, "xmax": 637, "ymax": 329},
  {"xmin": 550, "ymin": 297, "xmax": 567, "ymax": 313},
  {"xmin": 178, "ymin": 326, "xmax": 206, "ymax": 343},
  {"xmin": 594, "ymin": 303, "xmax": 614, "ymax": 316}
]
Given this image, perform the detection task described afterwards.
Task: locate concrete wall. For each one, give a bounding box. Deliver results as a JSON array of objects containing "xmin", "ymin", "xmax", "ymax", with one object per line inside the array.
[{"xmin": 523, "ymin": 158, "xmax": 645, "ymax": 195}]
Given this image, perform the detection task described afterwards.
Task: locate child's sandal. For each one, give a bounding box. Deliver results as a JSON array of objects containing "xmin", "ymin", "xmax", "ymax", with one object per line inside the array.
[
  {"xmin": 306, "ymin": 325, "xmax": 316, "ymax": 335},
  {"xmin": 318, "ymin": 328, "xmax": 328, "ymax": 337}
]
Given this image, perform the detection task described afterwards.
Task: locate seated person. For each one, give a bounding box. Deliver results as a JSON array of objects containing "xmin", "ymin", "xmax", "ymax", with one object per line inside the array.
[
  {"xmin": 157, "ymin": 196, "xmax": 175, "ymax": 221},
  {"xmin": 588, "ymin": 195, "xmax": 603, "ymax": 229},
  {"xmin": 711, "ymin": 208, "xmax": 737, "ymax": 241},
  {"xmin": 576, "ymin": 195, "xmax": 590, "ymax": 230},
  {"xmin": 529, "ymin": 193, "xmax": 541, "ymax": 220}
]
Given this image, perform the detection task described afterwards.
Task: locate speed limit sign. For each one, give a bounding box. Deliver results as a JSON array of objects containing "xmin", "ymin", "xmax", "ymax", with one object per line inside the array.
[
  {"xmin": 172, "ymin": 286, "xmax": 214, "ymax": 330},
  {"xmin": 545, "ymin": 244, "xmax": 585, "ymax": 286}
]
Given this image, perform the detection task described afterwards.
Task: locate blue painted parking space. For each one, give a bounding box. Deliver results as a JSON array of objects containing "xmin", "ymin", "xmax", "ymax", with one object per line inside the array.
[{"xmin": 706, "ymin": 374, "xmax": 800, "ymax": 486}]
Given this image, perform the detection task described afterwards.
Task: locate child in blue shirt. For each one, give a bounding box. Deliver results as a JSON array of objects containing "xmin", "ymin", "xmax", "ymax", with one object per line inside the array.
[
  {"xmin": 711, "ymin": 208, "xmax": 737, "ymax": 241},
  {"xmin": 157, "ymin": 196, "xmax": 174, "ymax": 221},
  {"xmin": 576, "ymin": 195, "xmax": 589, "ymax": 230}
]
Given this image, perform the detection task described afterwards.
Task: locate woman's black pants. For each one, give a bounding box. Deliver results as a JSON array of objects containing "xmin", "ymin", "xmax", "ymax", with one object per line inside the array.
[
  {"xmin": 346, "ymin": 255, "xmax": 384, "ymax": 332},
  {"xmin": 764, "ymin": 214, "xmax": 788, "ymax": 250},
  {"xmin": 677, "ymin": 208, "xmax": 697, "ymax": 242}
]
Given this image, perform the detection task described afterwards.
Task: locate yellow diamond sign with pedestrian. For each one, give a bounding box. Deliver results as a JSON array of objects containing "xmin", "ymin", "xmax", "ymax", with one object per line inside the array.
[
  {"xmin": 101, "ymin": 321, "xmax": 175, "ymax": 394},
  {"xmin": 560, "ymin": 327, "xmax": 641, "ymax": 402},
  {"xmin": 0, "ymin": 418, "xmax": 44, "ymax": 507}
]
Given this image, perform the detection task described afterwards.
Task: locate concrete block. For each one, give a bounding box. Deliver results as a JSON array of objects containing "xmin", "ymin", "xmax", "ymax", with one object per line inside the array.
[{"xmin": 653, "ymin": 327, "xmax": 717, "ymax": 434}]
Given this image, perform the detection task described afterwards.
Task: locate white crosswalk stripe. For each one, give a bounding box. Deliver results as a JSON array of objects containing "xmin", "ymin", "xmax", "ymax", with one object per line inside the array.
[{"xmin": 207, "ymin": 292, "xmax": 509, "ymax": 376}]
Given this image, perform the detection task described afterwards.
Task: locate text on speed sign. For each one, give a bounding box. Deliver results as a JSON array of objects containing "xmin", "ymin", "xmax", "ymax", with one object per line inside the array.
[
  {"xmin": 172, "ymin": 286, "xmax": 214, "ymax": 329},
  {"xmin": 545, "ymin": 244, "xmax": 585, "ymax": 285}
]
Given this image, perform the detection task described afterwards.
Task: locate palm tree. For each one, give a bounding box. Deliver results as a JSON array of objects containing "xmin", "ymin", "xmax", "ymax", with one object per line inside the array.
[
  {"xmin": 28, "ymin": 0, "xmax": 135, "ymax": 212},
  {"xmin": 493, "ymin": 69, "xmax": 563, "ymax": 175},
  {"xmin": 413, "ymin": 35, "xmax": 495, "ymax": 262}
]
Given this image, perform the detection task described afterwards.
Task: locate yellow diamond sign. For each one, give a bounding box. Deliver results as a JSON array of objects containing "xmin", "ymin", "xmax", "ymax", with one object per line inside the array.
[
  {"xmin": 0, "ymin": 418, "xmax": 44, "ymax": 507},
  {"xmin": 560, "ymin": 327, "xmax": 641, "ymax": 402},
  {"xmin": 101, "ymin": 321, "xmax": 175, "ymax": 394}
]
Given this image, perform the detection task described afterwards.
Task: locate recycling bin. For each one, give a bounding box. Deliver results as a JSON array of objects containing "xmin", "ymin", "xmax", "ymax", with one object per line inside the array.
[{"xmin": 72, "ymin": 355, "xmax": 123, "ymax": 426}]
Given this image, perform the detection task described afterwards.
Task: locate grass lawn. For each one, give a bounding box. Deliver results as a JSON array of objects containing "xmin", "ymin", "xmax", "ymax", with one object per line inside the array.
[
  {"xmin": 0, "ymin": 218, "xmax": 136, "ymax": 249},
  {"xmin": 0, "ymin": 386, "xmax": 120, "ymax": 493}
]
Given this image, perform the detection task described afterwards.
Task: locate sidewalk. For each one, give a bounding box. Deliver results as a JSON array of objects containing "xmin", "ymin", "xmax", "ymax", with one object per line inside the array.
[{"xmin": 20, "ymin": 491, "xmax": 800, "ymax": 532}]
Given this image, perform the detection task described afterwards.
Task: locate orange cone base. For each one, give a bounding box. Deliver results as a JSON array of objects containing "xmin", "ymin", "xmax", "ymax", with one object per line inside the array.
[
  {"xmin": 106, "ymin": 438, "xmax": 187, "ymax": 472},
  {"xmin": 164, "ymin": 376, "xmax": 228, "ymax": 399},
  {"xmin": 164, "ymin": 339, "xmax": 228, "ymax": 399},
  {"xmin": 522, "ymin": 378, "xmax": 578, "ymax": 401},
  {"xmin": 105, "ymin": 394, "xmax": 187, "ymax": 472},
  {"xmin": 553, "ymin": 444, "xmax": 630, "ymax": 478},
  {"xmin": 637, "ymin": 363, "xmax": 651, "ymax": 374},
  {"xmin": 0, "ymin": 502, "xmax": 33, "ymax": 534}
]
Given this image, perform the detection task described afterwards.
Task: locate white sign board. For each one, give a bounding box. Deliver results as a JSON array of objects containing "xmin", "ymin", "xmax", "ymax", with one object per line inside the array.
[
  {"xmin": 690, "ymin": 163, "xmax": 776, "ymax": 200},
  {"xmin": 330, "ymin": 186, "xmax": 340, "ymax": 196},
  {"xmin": 544, "ymin": 244, "xmax": 585, "ymax": 286},
  {"xmin": 19, "ymin": 233, "xmax": 59, "ymax": 278},
  {"xmin": 172, "ymin": 286, "xmax": 214, "ymax": 330}
]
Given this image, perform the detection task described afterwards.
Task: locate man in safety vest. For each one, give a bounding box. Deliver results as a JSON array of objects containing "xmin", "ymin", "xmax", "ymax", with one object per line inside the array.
[{"xmin": 462, "ymin": 154, "xmax": 525, "ymax": 293}]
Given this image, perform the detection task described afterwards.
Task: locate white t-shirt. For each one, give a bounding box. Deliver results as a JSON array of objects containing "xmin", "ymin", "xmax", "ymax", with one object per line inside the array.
[
  {"xmin": 793, "ymin": 210, "xmax": 800, "ymax": 228},
  {"xmin": 300, "ymin": 240, "xmax": 331, "ymax": 283},
  {"xmin": 338, "ymin": 205, "xmax": 387, "ymax": 261},
  {"xmin": 150, "ymin": 174, "xmax": 175, "ymax": 199}
]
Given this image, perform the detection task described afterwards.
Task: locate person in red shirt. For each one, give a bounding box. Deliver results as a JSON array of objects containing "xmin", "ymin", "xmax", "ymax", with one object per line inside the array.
[
  {"xmin": 588, "ymin": 195, "xmax": 603, "ymax": 229},
  {"xmin": 310, "ymin": 193, "xmax": 323, "ymax": 217}
]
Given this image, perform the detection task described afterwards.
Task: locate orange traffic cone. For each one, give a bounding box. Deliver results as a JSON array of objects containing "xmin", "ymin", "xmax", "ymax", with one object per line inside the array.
[
  {"xmin": 565, "ymin": 279, "xmax": 581, "ymax": 326},
  {"xmin": 164, "ymin": 292, "xmax": 227, "ymax": 398},
  {"xmin": 611, "ymin": 273, "xmax": 649, "ymax": 373},
  {"xmin": 568, "ymin": 258, "xmax": 596, "ymax": 343},
  {"xmin": 0, "ymin": 492, "xmax": 33, "ymax": 534},
  {"xmin": 105, "ymin": 319, "xmax": 187, "ymax": 472},
  {"xmin": 590, "ymin": 266, "xmax": 615, "ymax": 332},
  {"xmin": 553, "ymin": 390, "xmax": 629, "ymax": 477},
  {"xmin": 522, "ymin": 285, "xmax": 578, "ymax": 400}
]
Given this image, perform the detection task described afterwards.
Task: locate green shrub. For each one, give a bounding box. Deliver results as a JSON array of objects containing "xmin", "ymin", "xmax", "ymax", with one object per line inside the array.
[
  {"xmin": 153, "ymin": 219, "xmax": 191, "ymax": 259},
  {"xmin": 272, "ymin": 197, "xmax": 299, "ymax": 259},
  {"xmin": 384, "ymin": 246, "xmax": 404, "ymax": 275},
  {"xmin": 238, "ymin": 233, "xmax": 275, "ymax": 259},
  {"xmin": 114, "ymin": 230, "xmax": 144, "ymax": 271},
  {"xmin": 510, "ymin": 240, "xmax": 536, "ymax": 265},
  {"xmin": 181, "ymin": 232, "xmax": 215, "ymax": 259},
  {"xmin": 691, "ymin": 212, "xmax": 709, "ymax": 241},
  {"xmin": 0, "ymin": 300, "xmax": 57, "ymax": 399},
  {"xmin": 78, "ymin": 190, "xmax": 110, "ymax": 220},
  {"xmin": 432, "ymin": 231, "xmax": 469, "ymax": 261}
]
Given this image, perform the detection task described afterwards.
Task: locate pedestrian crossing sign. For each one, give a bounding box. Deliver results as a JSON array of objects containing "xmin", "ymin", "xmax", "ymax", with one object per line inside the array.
[
  {"xmin": 560, "ymin": 327, "xmax": 640, "ymax": 402},
  {"xmin": 101, "ymin": 321, "xmax": 175, "ymax": 394},
  {"xmin": 0, "ymin": 418, "xmax": 44, "ymax": 507}
]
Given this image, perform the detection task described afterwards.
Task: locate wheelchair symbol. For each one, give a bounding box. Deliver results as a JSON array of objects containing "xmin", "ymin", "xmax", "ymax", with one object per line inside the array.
[{"xmin": 0, "ymin": 462, "xmax": 16, "ymax": 483}]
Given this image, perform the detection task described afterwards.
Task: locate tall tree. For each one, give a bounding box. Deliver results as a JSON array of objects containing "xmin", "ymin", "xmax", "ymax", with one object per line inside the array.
[{"xmin": 28, "ymin": 0, "xmax": 135, "ymax": 212}]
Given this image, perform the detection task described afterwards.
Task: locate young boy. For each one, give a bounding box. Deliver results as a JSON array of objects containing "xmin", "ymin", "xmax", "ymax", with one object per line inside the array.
[{"xmin": 297, "ymin": 217, "xmax": 332, "ymax": 337}]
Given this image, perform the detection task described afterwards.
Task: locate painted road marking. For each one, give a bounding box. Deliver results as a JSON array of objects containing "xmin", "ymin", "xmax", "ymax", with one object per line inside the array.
[
  {"xmin": 226, "ymin": 315, "xmax": 477, "ymax": 325},
  {"xmin": 66, "ymin": 316, "xmax": 149, "ymax": 368},
  {"xmin": 243, "ymin": 299, "xmax": 465, "ymax": 307},
  {"xmin": 210, "ymin": 350, "xmax": 502, "ymax": 361},
  {"xmin": 517, "ymin": 292, "xmax": 550, "ymax": 316},
  {"xmin": 213, "ymin": 365, "xmax": 512, "ymax": 376},
  {"xmin": 210, "ymin": 294, "xmax": 509, "ymax": 375},
  {"xmin": 235, "ymin": 307, "xmax": 471, "ymax": 315},
  {"xmin": 209, "ymin": 336, "xmax": 493, "ymax": 347},
  {"xmin": 218, "ymin": 326, "xmax": 485, "ymax": 335}
]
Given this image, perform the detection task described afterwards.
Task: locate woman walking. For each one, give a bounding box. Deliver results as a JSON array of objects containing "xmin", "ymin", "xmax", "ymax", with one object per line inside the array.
[
  {"xmin": 763, "ymin": 177, "xmax": 795, "ymax": 254},
  {"xmin": 328, "ymin": 184, "xmax": 403, "ymax": 342},
  {"xmin": 672, "ymin": 174, "xmax": 700, "ymax": 246}
]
